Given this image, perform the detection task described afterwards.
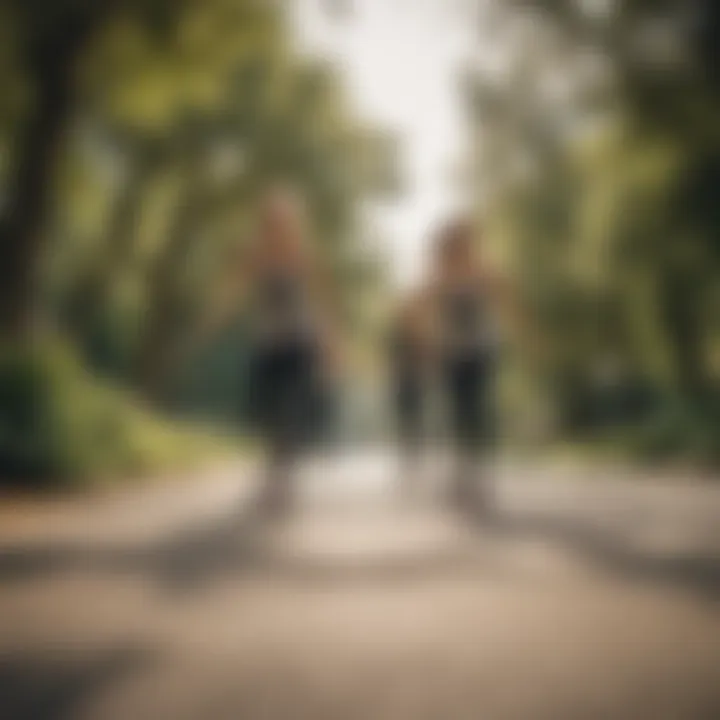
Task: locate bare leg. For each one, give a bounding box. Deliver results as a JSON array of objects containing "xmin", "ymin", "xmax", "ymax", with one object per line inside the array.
[
  {"xmin": 445, "ymin": 357, "xmax": 494, "ymax": 516},
  {"xmin": 398, "ymin": 438, "xmax": 422, "ymax": 498},
  {"xmin": 258, "ymin": 430, "xmax": 297, "ymax": 519}
]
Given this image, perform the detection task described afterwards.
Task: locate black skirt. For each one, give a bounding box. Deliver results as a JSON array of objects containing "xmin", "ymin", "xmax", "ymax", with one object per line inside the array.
[{"xmin": 246, "ymin": 337, "xmax": 321, "ymax": 447}]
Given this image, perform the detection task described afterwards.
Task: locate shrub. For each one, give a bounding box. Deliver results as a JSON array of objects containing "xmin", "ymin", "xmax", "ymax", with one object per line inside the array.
[{"xmin": 0, "ymin": 341, "xmax": 233, "ymax": 490}]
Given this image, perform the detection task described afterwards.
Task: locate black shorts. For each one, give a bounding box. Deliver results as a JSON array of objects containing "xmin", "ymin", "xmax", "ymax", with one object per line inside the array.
[
  {"xmin": 247, "ymin": 339, "xmax": 319, "ymax": 447},
  {"xmin": 443, "ymin": 352, "xmax": 495, "ymax": 452}
]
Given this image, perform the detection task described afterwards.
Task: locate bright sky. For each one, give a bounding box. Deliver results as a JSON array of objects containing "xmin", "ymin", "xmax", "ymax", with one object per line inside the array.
[{"xmin": 291, "ymin": 0, "xmax": 474, "ymax": 287}]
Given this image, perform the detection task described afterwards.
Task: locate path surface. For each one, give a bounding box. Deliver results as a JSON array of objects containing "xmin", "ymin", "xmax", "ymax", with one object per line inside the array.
[{"xmin": 1, "ymin": 452, "xmax": 719, "ymax": 720}]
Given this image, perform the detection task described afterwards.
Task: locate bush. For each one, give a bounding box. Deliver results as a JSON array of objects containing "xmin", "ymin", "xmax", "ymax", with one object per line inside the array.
[
  {"xmin": 0, "ymin": 341, "xmax": 234, "ymax": 490},
  {"xmin": 615, "ymin": 399, "xmax": 720, "ymax": 468}
]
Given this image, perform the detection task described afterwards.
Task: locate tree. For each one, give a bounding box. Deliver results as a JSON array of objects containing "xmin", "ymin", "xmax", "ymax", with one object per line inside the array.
[
  {"xmin": 0, "ymin": 0, "xmax": 277, "ymax": 340},
  {"xmin": 463, "ymin": 0, "xmax": 720, "ymax": 445}
]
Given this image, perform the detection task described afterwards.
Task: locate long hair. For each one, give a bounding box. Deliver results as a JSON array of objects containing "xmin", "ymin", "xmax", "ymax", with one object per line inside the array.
[
  {"xmin": 434, "ymin": 216, "xmax": 478, "ymax": 269},
  {"xmin": 255, "ymin": 182, "xmax": 310, "ymax": 264}
]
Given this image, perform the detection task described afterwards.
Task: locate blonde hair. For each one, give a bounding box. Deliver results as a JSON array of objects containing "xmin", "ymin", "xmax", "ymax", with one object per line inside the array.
[
  {"xmin": 434, "ymin": 217, "xmax": 477, "ymax": 265},
  {"xmin": 255, "ymin": 182, "xmax": 310, "ymax": 262}
]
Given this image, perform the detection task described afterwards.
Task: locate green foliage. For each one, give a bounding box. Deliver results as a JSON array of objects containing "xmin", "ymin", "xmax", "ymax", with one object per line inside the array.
[
  {"xmin": 466, "ymin": 0, "xmax": 720, "ymax": 464},
  {"xmin": 0, "ymin": 341, "xmax": 233, "ymax": 488},
  {"xmin": 595, "ymin": 397, "xmax": 720, "ymax": 469},
  {"xmin": 0, "ymin": 0, "xmax": 400, "ymax": 486},
  {"xmin": 0, "ymin": 0, "xmax": 397, "ymax": 413}
]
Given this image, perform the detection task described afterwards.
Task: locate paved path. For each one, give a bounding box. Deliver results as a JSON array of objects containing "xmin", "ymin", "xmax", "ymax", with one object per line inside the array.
[{"xmin": 1, "ymin": 452, "xmax": 719, "ymax": 720}]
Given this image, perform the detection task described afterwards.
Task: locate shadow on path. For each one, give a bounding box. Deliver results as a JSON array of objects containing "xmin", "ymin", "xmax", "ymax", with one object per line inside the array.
[
  {"xmin": 471, "ymin": 506, "xmax": 720, "ymax": 603},
  {"xmin": 1, "ymin": 490, "xmax": 719, "ymax": 602},
  {"xmin": 0, "ymin": 646, "xmax": 153, "ymax": 720},
  {"xmin": 0, "ymin": 500, "xmax": 268, "ymax": 594}
]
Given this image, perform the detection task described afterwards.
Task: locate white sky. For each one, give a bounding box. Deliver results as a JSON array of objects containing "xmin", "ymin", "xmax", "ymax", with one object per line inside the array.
[{"xmin": 291, "ymin": 0, "xmax": 475, "ymax": 287}]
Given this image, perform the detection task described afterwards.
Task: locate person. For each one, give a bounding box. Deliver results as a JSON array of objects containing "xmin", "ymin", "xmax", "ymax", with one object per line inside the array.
[
  {"xmin": 386, "ymin": 291, "xmax": 432, "ymax": 488},
  {"xmin": 424, "ymin": 218, "xmax": 512, "ymax": 512},
  {"xmin": 215, "ymin": 184, "xmax": 340, "ymax": 516}
]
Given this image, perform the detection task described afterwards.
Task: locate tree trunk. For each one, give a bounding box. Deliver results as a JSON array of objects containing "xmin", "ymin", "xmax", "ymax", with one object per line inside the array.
[{"xmin": 0, "ymin": 21, "xmax": 93, "ymax": 341}]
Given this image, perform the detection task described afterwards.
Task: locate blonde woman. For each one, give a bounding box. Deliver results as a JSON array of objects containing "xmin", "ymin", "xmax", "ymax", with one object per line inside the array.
[{"xmin": 221, "ymin": 185, "xmax": 340, "ymax": 516}]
